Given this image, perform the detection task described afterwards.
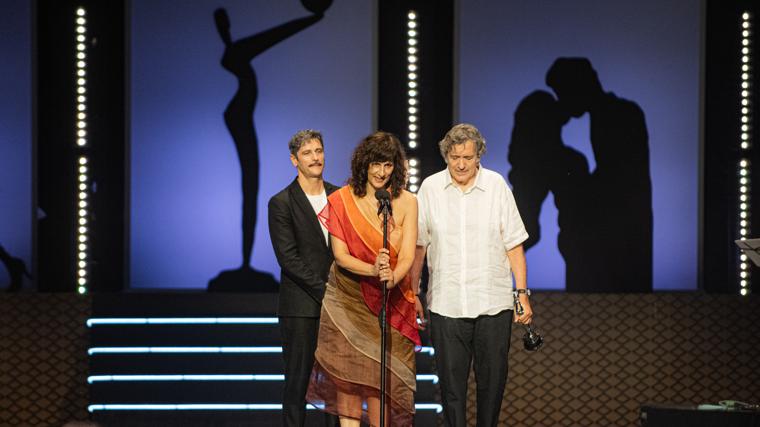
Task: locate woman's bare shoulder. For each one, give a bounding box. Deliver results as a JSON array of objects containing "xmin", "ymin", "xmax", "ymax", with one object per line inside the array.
[{"xmin": 394, "ymin": 190, "xmax": 418, "ymax": 211}]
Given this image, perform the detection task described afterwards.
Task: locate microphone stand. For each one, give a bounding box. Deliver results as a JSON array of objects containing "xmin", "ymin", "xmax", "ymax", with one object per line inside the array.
[{"xmin": 377, "ymin": 195, "xmax": 391, "ymax": 427}]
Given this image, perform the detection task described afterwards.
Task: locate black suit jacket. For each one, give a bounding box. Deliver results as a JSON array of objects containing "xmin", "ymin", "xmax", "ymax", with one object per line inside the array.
[{"xmin": 268, "ymin": 178, "xmax": 340, "ymax": 317}]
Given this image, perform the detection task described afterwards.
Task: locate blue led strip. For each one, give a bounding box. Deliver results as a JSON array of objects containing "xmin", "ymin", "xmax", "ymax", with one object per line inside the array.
[
  {"xmin": 85, "ymin": 318, "xmax": 436, "ymax": 356},
  {"xmin": 86, "ymin": 317, "xmax": 279, "ymax": 327},
  {"xmin": 87, "ymin": 347, "xmax": 282, "ymax": 355},
  {"xmin": 87, "ymin": 375, "xmax": 283, "ymax": 383},
  {"xmin": 88, "ymin": 403, "xmax": 442, "ymax": 413},
  {"xmin": 88, "ymin": 346, "xmax": 436, "ymax": 356},
  {"xmin": 87, "ymin": 374, "xmax": 438, "ymax": 384}
]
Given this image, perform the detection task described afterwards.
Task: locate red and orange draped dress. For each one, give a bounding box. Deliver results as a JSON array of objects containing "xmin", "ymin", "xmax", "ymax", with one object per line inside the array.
[{"xmin": 306, "ymin": 186, "xmax": 420, "ymax": 426}]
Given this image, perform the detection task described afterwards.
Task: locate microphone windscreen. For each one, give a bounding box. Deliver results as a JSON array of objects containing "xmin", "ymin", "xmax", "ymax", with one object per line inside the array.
[{"xmin": 374, "ymin": 188, "xmax": 391, "ymax": 201}]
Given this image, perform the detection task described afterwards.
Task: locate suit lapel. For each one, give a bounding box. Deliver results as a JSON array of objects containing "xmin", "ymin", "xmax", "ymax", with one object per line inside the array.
[
  {"xmin": 289, "ymin": 178, "xmax": 328, "ymax": 248},
  {"xmin": 323, "ymin": 182, "xmax": 339, "ymax": 251}
]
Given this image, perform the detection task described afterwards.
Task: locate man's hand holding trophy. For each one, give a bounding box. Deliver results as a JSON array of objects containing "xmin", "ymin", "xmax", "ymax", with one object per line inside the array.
[{"xmin": 513, "ymin": 289, "xmax": 544, "ymax": 352}]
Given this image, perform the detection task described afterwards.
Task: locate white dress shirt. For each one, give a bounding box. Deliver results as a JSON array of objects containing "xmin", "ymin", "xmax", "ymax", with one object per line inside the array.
[{"xmin": 417, "ymin": 166, "xmax": 528, "ymax": 318}]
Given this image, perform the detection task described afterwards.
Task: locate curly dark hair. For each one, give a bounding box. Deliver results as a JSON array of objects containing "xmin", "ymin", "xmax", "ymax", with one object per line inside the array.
[{"xmin": 348, "ymin": 131, "xmax": 407, "ymax": 199}]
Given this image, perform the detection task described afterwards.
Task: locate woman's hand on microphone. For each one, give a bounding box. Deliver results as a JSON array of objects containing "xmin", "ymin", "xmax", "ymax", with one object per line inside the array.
[
  {"xmin": 379, "ymin": 265, "xmax": 395, "ymax": 288},
  {"xmin": 373, "ymin": 248, "xmax": 390, "ymax": 276}
]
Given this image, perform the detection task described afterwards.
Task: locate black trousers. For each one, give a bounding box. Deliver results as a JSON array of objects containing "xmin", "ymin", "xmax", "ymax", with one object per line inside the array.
[
  {"xmin": 429, "ymin": 310, "xmax": 513, "ymax": 427},
  {"xmin": 279, "ymin": 316, "xmax": 337, "ymax": 427}
]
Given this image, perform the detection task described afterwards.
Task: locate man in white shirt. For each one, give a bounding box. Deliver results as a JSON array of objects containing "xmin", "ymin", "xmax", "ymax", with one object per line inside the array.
[{"xmin": 410, "ymin": 123, "xmax": 533, "ymax": 427}]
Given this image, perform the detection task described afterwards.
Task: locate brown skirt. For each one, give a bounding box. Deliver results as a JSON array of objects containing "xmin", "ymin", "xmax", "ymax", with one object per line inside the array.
[{"xmin": 306, "ymin": 264, "xmax": 416, "ymax": 426}]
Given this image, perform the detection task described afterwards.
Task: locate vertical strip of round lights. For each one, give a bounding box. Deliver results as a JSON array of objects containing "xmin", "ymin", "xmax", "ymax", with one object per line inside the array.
[
  {"xmin": 75, "ymin": 7, "xmax": 89, "ymax": 294},
  {"xmin": 407, "ymin": 11, "xmax": 420, "ymax": 193},
  {"xmin": 739, "ymin": 12, "xmax": 752, "ymax": 296}
]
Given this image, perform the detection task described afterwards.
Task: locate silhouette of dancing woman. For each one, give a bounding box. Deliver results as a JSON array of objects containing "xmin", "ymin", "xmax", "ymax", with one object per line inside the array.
[{"xmin": 214, "ymin": 4, "xmax": 326, "ymax": 269}]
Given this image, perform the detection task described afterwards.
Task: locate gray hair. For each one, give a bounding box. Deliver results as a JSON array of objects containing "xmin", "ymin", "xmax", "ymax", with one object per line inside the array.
[
  {"xmin": 288, "ymin": 129, "xmax": 323, "ymax": 156},
  {"xmin": 438, "ymin": 123, "xmax": 486, "ymax": 160}
]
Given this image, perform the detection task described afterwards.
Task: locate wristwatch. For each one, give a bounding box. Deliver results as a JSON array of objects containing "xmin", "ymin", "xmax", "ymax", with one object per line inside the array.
[{"xmin": 514, "ymin": 288, "xmax": 531, "ymax": 296}]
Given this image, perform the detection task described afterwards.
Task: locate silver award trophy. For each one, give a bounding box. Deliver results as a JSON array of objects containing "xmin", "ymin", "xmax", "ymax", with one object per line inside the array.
[{"xmin": 514, "ymin": 290, "xmax": 544, "ymax": 351}]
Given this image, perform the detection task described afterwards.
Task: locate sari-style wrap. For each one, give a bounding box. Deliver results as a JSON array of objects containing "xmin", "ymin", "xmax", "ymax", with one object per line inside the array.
[{"xmin": 306, "ymin": 186, "xmax": 420, "ymax": 426}]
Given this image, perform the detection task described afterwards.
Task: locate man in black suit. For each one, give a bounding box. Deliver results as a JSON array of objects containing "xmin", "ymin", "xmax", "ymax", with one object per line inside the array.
[{"xmin": 268, "ymin": 129, "xmax": 339, "ymax": 427}]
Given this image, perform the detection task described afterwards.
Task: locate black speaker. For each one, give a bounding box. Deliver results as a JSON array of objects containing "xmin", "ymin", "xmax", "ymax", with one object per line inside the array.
[{"xmin": 641, "ymin": 404, "xmax": 760, "ymax": 427}]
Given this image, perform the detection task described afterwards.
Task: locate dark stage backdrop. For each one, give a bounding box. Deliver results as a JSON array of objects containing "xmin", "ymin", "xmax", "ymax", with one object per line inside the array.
[
  {"xmin": 0, "ymin": 1, "xmax": 32, "ymax": 289},
  {"xmin": 130, "ymin": 0, "xmax": 374, "ymax": 289},
  {"xmin": 458, "ymin": 0, "xmax": 700, "ymax": 290}
]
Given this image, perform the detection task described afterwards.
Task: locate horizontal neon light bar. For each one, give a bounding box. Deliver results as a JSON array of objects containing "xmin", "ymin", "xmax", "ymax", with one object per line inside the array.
[
  {"xmin": 88, "ymin": 346, "xmax": 436, "ymax": 356},
  {"xmin": 87, "ymin": 374, "xmax": 283, "ymax": 383},
  {"xmin": 415, "ymin": 374, "xmax": 439, "ymax": 383},
  {"xmin": 88, "ymin": 347, "xmax": 282, "ymax": 355},
  {"xmin": 415, "ymin": 403, "xmax": 443, "ymax": 412},
  {"xmin": 89, "ymin": 404, "xmax": 285, "ymax": 411},
  {"xmin": 88, "ymin": 403, "xmax": 442, "ymax": 413},
  {"xmin": 87, "ymin": 374, "xmax": 438, "ymax": 384},
  {"xmin": 87, "ymin": 317, "xmax": 279, "ymax": 327},
  {"xmin": 419, "ymin": 346, "xmax": 434, "ymax": 355}
]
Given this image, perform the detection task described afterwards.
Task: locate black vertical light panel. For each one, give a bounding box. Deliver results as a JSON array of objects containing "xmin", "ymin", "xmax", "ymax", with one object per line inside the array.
[
  {"xmin": 85, "ymin": 0, "xmax": 127, "ymax": 292},
  {"xmin": 378, "ymin": 0, "xmax": 454, "ymax": 180},
  {"xmin": 36, "ymin": 0, "xmax": 127, "ymax": 291},
  {"xmin": 703, "ymin": 0, "xmax": 760, "ymax": 293},
  {"xmin": 36, "ymin": 0, "xmax": 78, "ymax": 291}
]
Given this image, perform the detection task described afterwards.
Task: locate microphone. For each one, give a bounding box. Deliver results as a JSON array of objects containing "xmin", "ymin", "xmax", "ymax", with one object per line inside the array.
[{"xmin": 375, "ymin": 188, "xmax": 392, "ymax": 216}]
